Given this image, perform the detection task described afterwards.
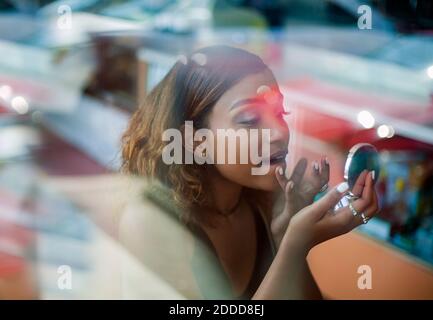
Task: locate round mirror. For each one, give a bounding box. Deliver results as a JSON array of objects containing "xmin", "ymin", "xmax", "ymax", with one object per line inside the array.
[
  {"xmin": 333, "ymin": 143, "xmax": 381, "ymax": 211},
  {"xmin": 344, "ymin": 143, "xmax": 381, "ymax": 189}
]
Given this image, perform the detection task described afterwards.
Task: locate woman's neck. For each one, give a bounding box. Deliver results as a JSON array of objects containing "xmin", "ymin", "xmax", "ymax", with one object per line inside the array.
[{"xmin": 207, "ymin": 168, "xmax": 243, "ymax": 217}]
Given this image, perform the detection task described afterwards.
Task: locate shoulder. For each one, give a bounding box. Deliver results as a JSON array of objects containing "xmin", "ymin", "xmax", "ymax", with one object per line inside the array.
[
  {"xmin": 118, "ymin": 178, "xmax": 202, "ymax": 298},
  {"xmin": 119, "ymin": 179, "xmax": 196, "ymax": 261}
]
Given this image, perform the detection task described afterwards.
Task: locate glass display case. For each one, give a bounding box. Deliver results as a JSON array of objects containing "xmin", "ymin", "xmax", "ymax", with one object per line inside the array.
[{"xmin": 1, "ymin": 0, "xmax": 433, "ymax": 300}]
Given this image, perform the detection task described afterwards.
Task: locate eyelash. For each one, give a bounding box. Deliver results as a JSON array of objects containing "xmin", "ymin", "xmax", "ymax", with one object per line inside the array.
[
  {"xmin": 237, "ymin": 110, "xmax": 290, "ymax": 126},
  {"xmin": 238, "ymin": 117, "xmax": 260, "ymax": 126}
]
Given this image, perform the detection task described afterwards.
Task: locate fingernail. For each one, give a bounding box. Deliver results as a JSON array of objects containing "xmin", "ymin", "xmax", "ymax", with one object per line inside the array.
[
  {"xmin": 288, "ymin": 181, "xmax": 294, "ymax": 190},
  {"xmin": 336, "ymin": 182, "xmax": 349, "ymax": 193},
  {"xmin": 278, "ymin": 167, "xmax": 283, "ymax": 175},
  {"xmin": 371, "ymin": 170, "xmax": 375, "ymax": 180},
  {"xmin": 313, "ymin": 161, "xmax": 319, "ymax": 171},
  {"xmin": 325, "ymin": 157, "xmax": 329, "ymax": 165}
]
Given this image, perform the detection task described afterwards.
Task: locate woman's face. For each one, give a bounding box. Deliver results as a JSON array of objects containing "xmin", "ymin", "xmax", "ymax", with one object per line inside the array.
[{"xmin": 205, "ymin": 69, "xmax": 290, "ymax": 191}]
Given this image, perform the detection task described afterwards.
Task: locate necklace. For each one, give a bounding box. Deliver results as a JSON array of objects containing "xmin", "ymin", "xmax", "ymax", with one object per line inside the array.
[{"xmin": 218, "ymin": 195, "xmax": 243, "ymax": 217}]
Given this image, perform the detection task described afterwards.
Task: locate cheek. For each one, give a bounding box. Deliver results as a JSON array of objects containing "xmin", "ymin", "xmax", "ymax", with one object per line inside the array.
[
  {"xmin": 209, "ymin": 131, "xmax": 279, "ymax": 191},
  {"xmin": 206, "ymin": 118, "xmax": 281, "ymax": 191},
  {"xmin": 208, "ymin": 129, "xmax": 250, "ymax": 163}
]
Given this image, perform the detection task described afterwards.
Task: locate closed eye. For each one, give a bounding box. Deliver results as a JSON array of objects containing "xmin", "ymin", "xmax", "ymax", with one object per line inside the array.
[{"xmin": 237, "ymin": 116, "xmax": 260, "ymax": 126}]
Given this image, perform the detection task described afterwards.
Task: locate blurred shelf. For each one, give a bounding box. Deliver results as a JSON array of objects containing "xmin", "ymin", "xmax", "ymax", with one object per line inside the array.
[
  {"xmin": 282, "ymin": 79, "xmax": 433, "ymax": 146},
  {"xmin": 40, "ymin": 95, "xmax": 129, "ymax": 171}
]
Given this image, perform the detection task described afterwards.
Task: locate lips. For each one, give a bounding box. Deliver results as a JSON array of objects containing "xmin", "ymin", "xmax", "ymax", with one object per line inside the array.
[
  {"xmin": 269, "ymin": 150, "xmax": 287, "ymax": 165},
  {"xmin": 255, "ymin": 149, "xmax": 287, "ymax": 167}
]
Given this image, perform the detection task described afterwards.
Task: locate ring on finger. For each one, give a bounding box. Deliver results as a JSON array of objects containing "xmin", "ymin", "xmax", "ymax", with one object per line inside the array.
[
  {"xmin": 348, "ymin": 201, "xmax": 360, "ymax": 217},
  {"xmin": 347, "ymin": 191, "xmax": 360, "ymax": 201},
  {"xmin": 361, "ymin": 212, "xmax": 370, "ymax": 224},
  {"xmin": 319, "ymin": 183, "xmax": 329, "ymax": 193}
]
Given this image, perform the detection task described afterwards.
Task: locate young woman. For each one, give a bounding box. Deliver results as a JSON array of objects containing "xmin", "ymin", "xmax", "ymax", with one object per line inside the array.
[{"xmin": 120, "ymin": 45, "xmax": 379, "ymax": 299}]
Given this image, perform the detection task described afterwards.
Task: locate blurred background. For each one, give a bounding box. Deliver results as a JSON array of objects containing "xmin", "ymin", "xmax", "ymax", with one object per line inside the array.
[{"xmin": 1, "ymin": 0, "xmax": 433, "ymax": 299}]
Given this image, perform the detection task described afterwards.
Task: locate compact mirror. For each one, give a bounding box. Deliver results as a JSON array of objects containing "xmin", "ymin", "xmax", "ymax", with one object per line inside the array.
[
  {"xmin": 335, "ymin": 143, "xmax": 380, "ymax": 210},
  {"xmin": 345, "ymin": 143, "xmax": 380, "ymax": 189}
]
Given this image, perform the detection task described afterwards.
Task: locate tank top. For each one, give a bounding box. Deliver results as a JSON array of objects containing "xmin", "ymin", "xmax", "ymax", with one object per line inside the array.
[
  {"xmin": 188, "ymin": 203, "xmax": 275, "ymax": 299},
  {"xmin": 143, "ymin": 182, "xmax": 276, "ymax": 299}
]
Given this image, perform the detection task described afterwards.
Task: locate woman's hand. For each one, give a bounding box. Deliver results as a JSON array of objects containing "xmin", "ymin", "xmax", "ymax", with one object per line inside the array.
[
  {"xmin": 271, "ymin": 157, "xmax": 330, "ymax": 247},
  {"xmin": 283, "ymin": 170, "xmax": 379, "ymax": 254},
  {"xmin": 253, "ymin": 172, "xmax": 378, "ymax": 300}
]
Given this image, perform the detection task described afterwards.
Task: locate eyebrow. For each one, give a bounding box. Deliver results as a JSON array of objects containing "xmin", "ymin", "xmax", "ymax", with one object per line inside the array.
[{"xmin": 229, "ymin": 94, "xmax": 284, "ymax": 111}]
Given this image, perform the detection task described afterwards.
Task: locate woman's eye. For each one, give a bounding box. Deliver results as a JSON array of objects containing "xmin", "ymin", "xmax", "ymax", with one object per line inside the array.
[{"xmin": 235, "ymin": 113, "xmax": 260, "ymax": 126}]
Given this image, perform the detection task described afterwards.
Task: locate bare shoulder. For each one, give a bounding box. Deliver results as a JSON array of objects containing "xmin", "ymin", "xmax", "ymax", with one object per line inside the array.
[
  {"xmin": 118, "ymin": 180, "xmax": 196, "ymax": 261},
  {"xmin": 118, "ymin": 180, "xmax": 201, "ymax": 298}
]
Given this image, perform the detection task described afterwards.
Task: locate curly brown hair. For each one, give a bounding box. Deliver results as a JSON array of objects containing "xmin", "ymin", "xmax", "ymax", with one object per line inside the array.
[{"xmin": 121, "ymin": 45, "xmax": 271, "ymax": 225}]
